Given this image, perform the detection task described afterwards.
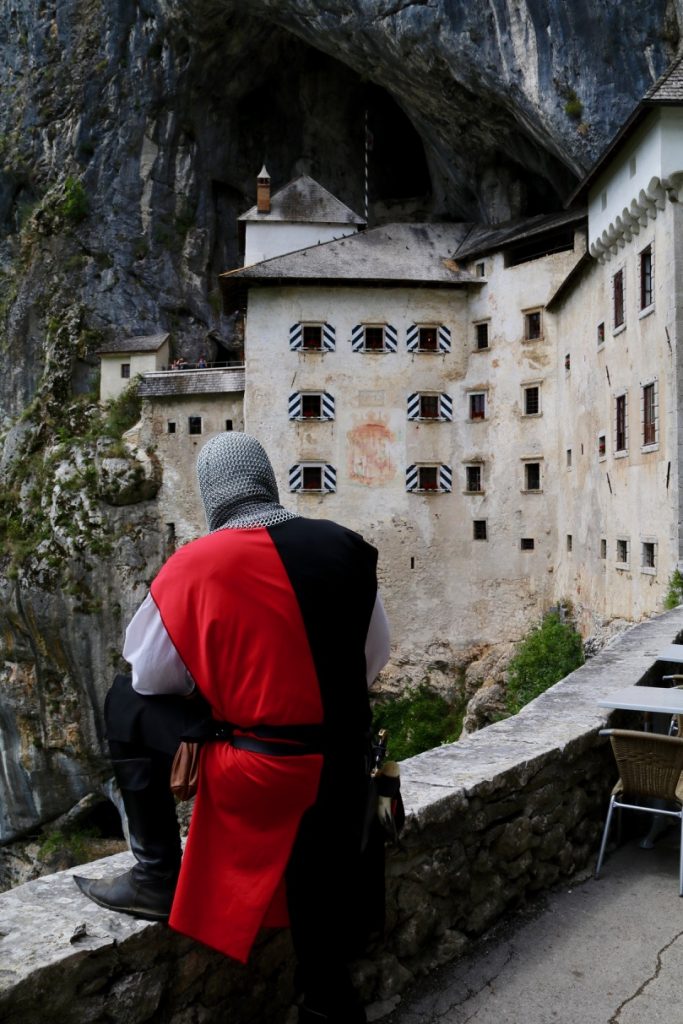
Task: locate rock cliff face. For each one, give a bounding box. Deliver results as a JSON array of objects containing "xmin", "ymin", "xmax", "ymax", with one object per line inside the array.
[{"xmin": 0, "ymin": 0, "xmax": 680, "ymax": 840}]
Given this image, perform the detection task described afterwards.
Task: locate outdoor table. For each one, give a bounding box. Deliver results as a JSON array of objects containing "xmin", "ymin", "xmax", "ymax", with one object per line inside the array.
[
  {"xmin": 597, "ymin": 685, "xmax": 683, "ymax": 716},
  {"xmin": 655, "ymin": 643, "xmax": 683, "ymax": 663}
]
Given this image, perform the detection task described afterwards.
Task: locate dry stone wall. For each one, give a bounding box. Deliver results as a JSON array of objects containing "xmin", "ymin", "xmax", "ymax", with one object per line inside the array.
[{"xmin": 1, "ymin": 607, "xmax": 682, "ymax": 1024}]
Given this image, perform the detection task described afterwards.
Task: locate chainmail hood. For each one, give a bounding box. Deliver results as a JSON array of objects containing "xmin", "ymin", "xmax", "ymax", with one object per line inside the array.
[{"xmin": 197, "ymin": 432, "xmax": 298, "ymax": 531}]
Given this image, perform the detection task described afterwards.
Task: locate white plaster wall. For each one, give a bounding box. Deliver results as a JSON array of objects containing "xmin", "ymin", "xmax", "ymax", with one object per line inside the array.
[
  {"xmin": 553, "ymin": 205, "xmax": 677, "ymax": 631},
  {"xmin": 243, "ymin": 221, "xmax": 359, "ymax": 265},
  {"xmin": 244, "ymin": 242, "xmax": 579, "ymax": 671},
  {"xmin": 100, "ymin": 350, "xmax": 167, "ymax": 403},
  {"xmin": 140, "ymin": 393, "xmax": 244, "ymax": 546}
]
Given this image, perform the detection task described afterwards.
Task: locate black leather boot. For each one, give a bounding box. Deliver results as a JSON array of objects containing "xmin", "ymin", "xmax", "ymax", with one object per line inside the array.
[{"xmin": 74, "ymin": 757, "xmax": 181, "ymax": 922}]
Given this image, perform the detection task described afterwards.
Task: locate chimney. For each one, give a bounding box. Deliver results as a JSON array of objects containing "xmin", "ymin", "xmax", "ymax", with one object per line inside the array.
[{"xmin": 256, "ymin": 164, "xmax": 271, "ymax": 214}]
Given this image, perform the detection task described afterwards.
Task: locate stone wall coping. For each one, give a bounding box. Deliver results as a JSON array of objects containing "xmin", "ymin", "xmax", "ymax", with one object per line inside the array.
[{"xmin": 2, "ymin": 605, "xmax": 682, "ymax": 999}]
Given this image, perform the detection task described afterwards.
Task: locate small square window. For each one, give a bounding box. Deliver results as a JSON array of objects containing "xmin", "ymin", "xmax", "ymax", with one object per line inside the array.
[
  {"xmin": 597, "ymin": 322, "xmax": 605, "ymax": 346},
  {"xmin": 564, "ymin": 353, "xmax": 571, "ymax": 372},
  {"xmin": 475, "ymin": 322, "xmax": 489, "ymax": 350},
  {"xmin": 167, "ymin": 421, "xmax": 176, "ymax": 434},
  {"xmin": 469, "ymin": 393, "xmax": 486, "ymax": 420},
  {"xmin": 475, "ymin": 261, "xmax": 486, "ymax": 277},
  {"xmin": 418, "ymin": 466, "xmax": 438, "ymax": 491},
  {"xmin": 524, "ymin": 386, "xmax": 540, "ymax": 415},
  {"xmin": 302, "ymin": 325, "xmax": 323, "ymax": 351},
  {"xmin": 567, "ymin": 534, "xmax": 573, "ymax": 553},
  {"xmin": 302, "ymin": 466, "xmax": 323, "ymax": 491},
  {"xmin": 121, "ymin": 363, "xmax": 131, "ymax": 379},
  {"xmin": 466, "ymin": 465, "xmax": 482, "ymax": 492},
  {"xmin": 616, "ymin": 538, "xmax": 629, "ymax": 564},
  {"xmin": 225, "ymin": 419, "xmax": 233, "ymax": 431},
  {"xmin": 521, "ymin": 538, "xmax": 535, "ymax": 551},
  {"xmin": 418, "ymin": 327, "xmax": 438, "ymax": 352},
  {"xmin": 600, "ymin": 538, "xmax": 607, "ymax": 559},
  {"xmin": 566, "ymin": 448, "xmax": 572, "ymax": 468},
  {"xmin": 419, "ymin": 395, "xmax": 440, "ymax": 419},
  {"xmin": 301, "ymin": 394, "xmax": 323, "ymax": 419},
  {"xmin": 364, "ymin": 326, "xmax": 385, "ymax": 351},
  {"xmin": 188, "ymin": 416, "xmax": 202, "ymax": 435},
  {"xmin": 473, "ymin": 520, "xmax": 487, "ymax": 540},
  {"xmin": 524, "ymin": 462, "xmax": 541, "ymax": 491},
  {"xmin": 642, "ymin": 541, "xmax": 656, "ymax": 569},
  {"xmin": 598, "ymin": 433, "xmax": 606, "ymax": 458},
  {"xmin": 524, "ymin": 310, "xmax": 542, "ymax": 340}
]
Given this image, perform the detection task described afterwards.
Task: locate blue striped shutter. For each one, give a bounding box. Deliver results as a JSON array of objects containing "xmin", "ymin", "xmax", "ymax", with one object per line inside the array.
[
  {"xmin": 289, "ymin": 464, "xmax": 303, "ymax": 491},
  {"xmin": 438, "ymin": 326, "xmax": 451, "ymax": 352},
  {"xmin": 322, "ymin": 392, "xmax": 335, "ymax": 420},
  {"xmin": 323, "ymin": 323, "xmax": 336, "ymax": 352},
  {"xmin": 323, "ymin": 464, "xmax": 336, "ymax": 492},
  {"xmin": 351, "ymin": 325, "xmax": 364, "ymax": 352},
  {"xmin": 407, "ymin": 393, "xmax": 420, "ymax": 420},
  {"xmin": 440, "ymin": 393, "xmax": 453, "ymax": 421},
  {"xmin": 406, "ymin": 325, "xmax": 419, "ymax": 352},
  {"xmin": 385, "ymin": 324, "xmax": 398, "ymax": 352},
  {"xmin": 289, "ymin": 324, "xmax": 303, "ymax": 351},
  {"xmin": 288, "ymin": 393, "xmax": 302, "ymax": 419},
  {"xmin": 439, "ymin": 464, "xmax": 452, "ymax": 492},
  {"xmin": 406, "ymin": 465, "xmax": 418, "ymax": 492}
]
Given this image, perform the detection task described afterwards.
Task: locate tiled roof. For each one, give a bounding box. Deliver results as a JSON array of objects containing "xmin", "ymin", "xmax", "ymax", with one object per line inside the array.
[
  {"xmin": 222, "ymin": 222, "xmax": 480, "ymax": 286},
  {"xmin": 138, "ymin": 367, "xmax": 245, "ymax": 398},
  {"xmin": 644, "ymin": 49, "xmax": 683, "ymax": 102},
  {"xmin": 97, "ymin": 332, "xmax": 170, "ymax": 355},
  {"xmin": 455, "ymin": 209, "xmax": 586, "ymax": 261},
  {"xmin": 239, "ymin": 175, "xmax": 365, "ymax": 225}
]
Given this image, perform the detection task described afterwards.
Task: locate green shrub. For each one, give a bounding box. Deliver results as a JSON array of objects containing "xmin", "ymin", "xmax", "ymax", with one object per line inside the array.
[
  {"xmin": 664, "ymin": 569, "xmax": 683, "ymax": 610},
  {"xmin": 372, "ymin": 684, "xmax": 465, "ymax": 761},
  {"xmin": 506, "ymin": 612, "xmax": 584, "ymax": 714},
  {"xmin": 61, "ymin": 177, "xmax": 89, "ymax": 224},
  {"xmin": 564, "ymin": 91, "xmax": 583, "ymax": 120},
  {"xmin": 102, "ymin": 380, "xmax": 142, "ymax": 437}
]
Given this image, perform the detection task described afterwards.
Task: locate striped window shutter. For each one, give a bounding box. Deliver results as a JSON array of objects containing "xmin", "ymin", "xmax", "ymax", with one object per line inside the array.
[
  {"xmin": 351, "ymin": 324, "xmax": 365, "ymax": 352},
  {"xmin": 440, "ymin": 393, "xmax": 453, "ymax": 421},
  {"xmin": 288, "ymin": 393, "xmax": 302, "ymax": 419},
  {"xmin": 407, "ymin": 393, "xmax": 420, "ymax": 420},
  {"xmin": 406, "ymin": 325, "xmax": 419, "ymax": 352},
  {"xmin": 322, "ymin": 392, "xmax": 335, "ymax": 420},
  {"xmin": 405, "ymin": 464, "xmax": 418, "ymax": 492},
  {"xmin": 438, "ymin": 325, "xmax": 451, "ymax": 352},
  {"xmin": 289, "ymin": 324, "xmax": 303, "ymax": 351},
  {"xmin": 323, "ymin": 464, "xmax": 336, "ymax": 492},
  {"xmin": 385, "ymin": 324, "xmax": 398, "ymax": 352},
  {"xmin": 439, "ymin": 464, "xmax": 452, "ymax": 492},
  {"xmin": 288, "ymin": 464, "xmax": 303, "ymax": 491},
  {"xmin": 323, "ymin": 323, "xmax": 336, "ymax": 352}
]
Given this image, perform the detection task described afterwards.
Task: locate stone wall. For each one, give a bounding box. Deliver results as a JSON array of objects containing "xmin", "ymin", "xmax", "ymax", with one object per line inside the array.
[{"xmin": 2, "ymin": 607, "xmax": 682, "ymax": 1024}]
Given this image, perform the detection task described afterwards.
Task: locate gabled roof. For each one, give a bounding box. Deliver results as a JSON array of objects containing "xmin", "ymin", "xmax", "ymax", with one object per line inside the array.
[
  {"xmin": 454, "ymin": 209, "xmax": 586, "ymax": 262},
  {"xmin": 222, "ymin": 222, "xmax": 480, "ymax": 289},
  {"xmin": 97, "ymin": 332, "xmax": 169, "ymax": 355},
  {"xmin": 238, "ymin": 175, "xmax": 365, "ymax": 225},
  {"xmin": 138, "ymin": 367, "xmax": 245, "ymax": 398},
  {"xmin": 566, "ymin": 49, "xmax": 683, "ymax": 206}
]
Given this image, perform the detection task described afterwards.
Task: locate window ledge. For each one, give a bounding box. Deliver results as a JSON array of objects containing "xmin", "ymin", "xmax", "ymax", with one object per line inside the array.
[
  {"xmin": 360, "ymin": 349, "xmax": 391, "ymax": 355},
  {"xmin": 638, "ymin": 304, "xmax": 655, "ymax": 320},
  {"xmin": 597, "ymin": 342, "xmax": 605, "ymax": 353},
  {"xmin": 521, "ymin": 489, "xmax": 543, "ymax": 495},
  {"xmin": 641, "ymin": 566, "xmax": 657, "ymax": 575},
  {"xmin": 615, "ymin": 563, "xmax": 630, "ymax": 572},
  {"xmin": 473, "ymin": 346, "xmax": 490, "ymax": 354},
  {"xmin": 641, "ymin": 443, "xmax": 659, "ymax": 454},
  {"xmin": 463, "ymin": 489, "xmax": 485, "ymax": 496},
  {"xmin": 614, "ymin": 450, "xmax": 629, "ymax": 459},
  {"xmin": 598, "ymin": 454, "xmax": 607, "ymax": 462},
  {"xmin": 522, "ymin": 336, "xmax": 544, "ymax": 344},
  {"xmin": 468, "ymin": 417, "xmax": 487, "ymax": 423},
  {"xmin": 522, "ymin": 412, "xmax": 543, "ymax": 419},
  {"xmin": 612, "ymin": 324, "xmax": 626, "ymax": 337}
]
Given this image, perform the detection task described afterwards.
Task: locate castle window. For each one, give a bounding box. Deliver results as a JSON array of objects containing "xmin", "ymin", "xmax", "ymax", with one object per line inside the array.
[
  {"xmin": 566, "ymin": 448, "xmax": 572, "ymax": 468},
  {"xmin": 615, "ymin": 393, "xmax": 628, "ymax": 453},
  {"xmin": 364, "ymin": 327, "xmax": 385, "ymax": 351},
  {"xmin": 407, "ymin": 323, "xmax": 451, "ymax": 353},
  {"xmin": 418, "ymin": 327, "xmax": 437, "ymax": 351},
  {"xmin": 473, "ymin": 520, "xmax": 488, "ymax": 540},
  {"xmin": 598, "ymin": 432, "xmax": 606, "ymax": 459},
  {"xmin": 640, "ymin": 245, "xmax": 653, "ymax": 310},
  {"xmin": 469, "ymin": 392, "xmax": 487, "ymax": 420},
  {"xmin": 616, "ymin": 537, "xmax": 629, "ymax": 567},
  {"xmin": 289, "ymin": 322, "xmax": 336, "ymax": 352},
  {"xmin": 407, "ymin": 392, "xmax": 453, "ymax": 421},
  {"xmin": 523, "ymin": 385, "xmax": 540, "ymax": 416},
  {"xmin": 352, "ymin": 323, "xmax": 398, "ymax": 353},
  {"xmin": 475, "ymin": 322, "xmax": 489, "ymax": 350},
  {"xmin": 613, "ymin": 268, "xmax": 625, "ymax": 329},
  {"xmin": 564, "ymin": 352, "xmax": 571, "ymax": 372},
  {"xmin": 406, "ymin": 464, "xmax": 452, "ymax": 493},
  {"xmin": 600, "ymin": 538, "xmax": 607, "ymax": 559},
  {"xmin": 523, "ymin": 309, "xmax": 542, "ymax": 341},
  {"xmin": 302, "ymin": 325, "xmax": 323, "ymax": 350},
  {"xmin": 465, "ymin": 464, "xmax": 483, "ymax": 493},
  {"xmin": 642, "ymin": 380, "xmax": 657, "ymax": 447},
  {"xmin": 520, "ymin": 538, "xmax": 535, "ymax": 551},
  {"xmin": 188, "ymin": 416, "xmax": 202, "ymax": 435},
  {"xmin": 523, "ymin": 461, "xmax": 541, "ymax": 492},
  {"xmin": 225, "ymin": 419, "xmax": 233, "ymax": 431},
  {"xmin": 567, "ymin": 534, "xmax": 573, "ymax": 553},
  {"xmin": 475, "ymin": 261, "xmax": 486, "ymax": 277},
  {"xmin": 301, "ymin": 394, "xmax": 323, "ymax": 419},
  {"xmin": 289, "ymin": 462, "xmax": 336, "ymax": 493},
  {"xmin": 641, "ymin": 540, "xmax": 656, "ymax": 572},
  {"xmin": 289, "ymin": 391, "xmax": 335, "ymax": 421},
  {"xmin": 120, "ymin": 363, "xmax": 131, "ymax": 379},
  {"xmin": 167, "ymin": 421, "xmax": 176, "ymax": 434},
  {"xmin": 597, "ymin": 322, "xmax": 605, "ymax": 347}
]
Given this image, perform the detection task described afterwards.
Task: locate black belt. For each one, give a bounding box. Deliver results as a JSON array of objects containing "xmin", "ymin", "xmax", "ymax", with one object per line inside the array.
[{"xmin": 181, "ymin": 718, "xmax": 325, "ymax": 757}]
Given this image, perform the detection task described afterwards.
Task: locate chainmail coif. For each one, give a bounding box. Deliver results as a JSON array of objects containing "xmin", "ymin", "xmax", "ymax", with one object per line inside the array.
[{"xmin": 197, "ymin": 432, "xmax": 298, "ymax": 531}]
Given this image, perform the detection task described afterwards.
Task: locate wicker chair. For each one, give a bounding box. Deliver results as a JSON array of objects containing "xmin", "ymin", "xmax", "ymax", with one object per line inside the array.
[{"xmin": 595, "ymin": 729, "xmax": 683, "ymax": 894}]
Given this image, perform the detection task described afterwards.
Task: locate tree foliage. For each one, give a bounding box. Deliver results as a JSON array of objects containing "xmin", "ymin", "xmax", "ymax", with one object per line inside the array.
[
  {"xmin": 506, "ymin": 612, "xmax": 584, "ymax": 714},
  {"xmin": 372, "ymin": 684, "xmax": 465, "ymax": 761}
]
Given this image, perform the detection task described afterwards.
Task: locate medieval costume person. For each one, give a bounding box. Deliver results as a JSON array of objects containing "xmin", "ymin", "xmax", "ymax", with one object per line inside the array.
[{"xmin": 75, "ymin": 432, "xmax": 391, "ymax": 1024}]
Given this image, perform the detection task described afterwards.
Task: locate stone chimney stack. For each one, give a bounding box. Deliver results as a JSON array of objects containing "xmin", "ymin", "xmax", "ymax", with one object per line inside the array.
[{"xmin": 256, "ymin": 165, "xmax": 271, "ymax": 214}]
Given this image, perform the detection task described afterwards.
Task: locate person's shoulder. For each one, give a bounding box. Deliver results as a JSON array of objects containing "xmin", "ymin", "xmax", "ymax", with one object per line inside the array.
[{"xmin": 294, "ymin": 517, "xmax": 376, "ymax": 552}]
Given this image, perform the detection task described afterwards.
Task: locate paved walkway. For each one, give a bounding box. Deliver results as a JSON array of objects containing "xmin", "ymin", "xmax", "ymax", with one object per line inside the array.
[{"xmin": 381, "ymin": 833, "xmax": 683, "ymax": 1024}]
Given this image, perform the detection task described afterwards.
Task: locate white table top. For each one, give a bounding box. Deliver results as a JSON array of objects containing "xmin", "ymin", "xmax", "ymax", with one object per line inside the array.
[
  {"xmin": 655, "ymin": 643, "xmax": 683, "ymax": 663},
  {"xmin": 598, "ymin": 685, "xmax": 683, "ymax": 714}
]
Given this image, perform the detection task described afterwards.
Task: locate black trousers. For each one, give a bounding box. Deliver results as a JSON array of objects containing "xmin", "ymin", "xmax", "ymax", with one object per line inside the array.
[{"xmin": 104, "ymin": 674, "xmax": 384, "ymax": 1007}]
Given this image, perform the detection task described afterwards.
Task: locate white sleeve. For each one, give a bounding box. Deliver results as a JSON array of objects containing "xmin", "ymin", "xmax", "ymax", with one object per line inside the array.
[
  {"xmin": 123, "ymin": 593, "xmax": 195, "ymax": 696},
  {"xmin": 365, "ymin": 593, "xmax": 391, "ymax": 686}
]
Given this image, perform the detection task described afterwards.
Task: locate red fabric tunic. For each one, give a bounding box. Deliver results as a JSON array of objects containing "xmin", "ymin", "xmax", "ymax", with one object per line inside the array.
[{"xmin": 150, "ymin": 527, "xmax": 324, "ymax": 962}]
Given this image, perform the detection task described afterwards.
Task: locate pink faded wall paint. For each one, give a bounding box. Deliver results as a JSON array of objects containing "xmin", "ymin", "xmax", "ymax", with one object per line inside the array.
[{"xmin": 347, "ymin": 422, "xmax": 396, "ymax": 485}]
